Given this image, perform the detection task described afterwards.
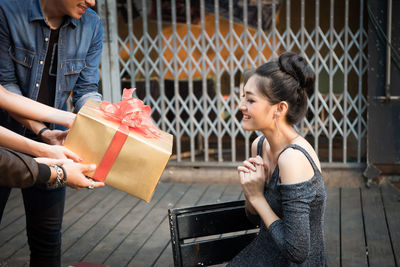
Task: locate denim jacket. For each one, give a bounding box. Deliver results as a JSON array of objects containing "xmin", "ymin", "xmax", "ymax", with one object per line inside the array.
[{"xmin": 0, "ymin": 0, "xmax": 102, "ymax": 115}]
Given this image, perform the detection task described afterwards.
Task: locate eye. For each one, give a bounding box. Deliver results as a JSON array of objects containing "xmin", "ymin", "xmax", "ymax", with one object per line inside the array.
[{"xmin": 246, "ymin": 98, "xmax": 255, "ymax": 103}]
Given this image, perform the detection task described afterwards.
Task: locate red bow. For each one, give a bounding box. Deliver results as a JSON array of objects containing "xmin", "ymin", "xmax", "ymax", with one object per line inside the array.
[{"xmin": 99, "ymin": 88, "xmax": 161, "ymax": 138}]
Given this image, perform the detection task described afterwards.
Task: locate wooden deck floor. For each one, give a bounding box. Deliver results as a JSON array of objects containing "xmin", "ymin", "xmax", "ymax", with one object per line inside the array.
[{"xmin": 0, "ymin": 182, "xmax": 399, "ymax": 267}]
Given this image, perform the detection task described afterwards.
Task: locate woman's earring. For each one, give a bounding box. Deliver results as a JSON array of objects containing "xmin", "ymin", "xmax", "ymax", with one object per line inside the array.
[{"xmin": 274, "ymin": 115, "xmax": 281, "ymax": 135}]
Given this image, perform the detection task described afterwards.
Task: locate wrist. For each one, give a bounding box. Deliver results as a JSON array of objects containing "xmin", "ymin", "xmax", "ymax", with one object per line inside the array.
[
  {"xmin": 33, "ymin": 142, "xmax": 50, "ymax": 157},
  {"xmin": 65, "ymin": 112, "xmax": 76, "ymax": 128},
  {"xmin": 47, "ymin": 165, "xmax": 67, "ymax": 188},
  {"xmin": 37, "ymin": 127, "xmax": 50, "ymax": 140},
  {"xmin": 248, "ymin": 195, "xmax": 267, "ymax": 210},
  {"xmin": 48, "ymin": 165, "xmax": 57, "ymax": 184}
]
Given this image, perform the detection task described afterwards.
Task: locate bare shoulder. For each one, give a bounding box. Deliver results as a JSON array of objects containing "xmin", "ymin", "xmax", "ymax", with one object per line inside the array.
[{"xmin": 278, "ymin": 143, "xmax": 319, "ymax": 185}]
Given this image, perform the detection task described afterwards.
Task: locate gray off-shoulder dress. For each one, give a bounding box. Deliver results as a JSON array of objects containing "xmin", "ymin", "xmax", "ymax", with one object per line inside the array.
[{"xmin": 228, "ymin": 136, "xmax": 327, "ymax": 266}]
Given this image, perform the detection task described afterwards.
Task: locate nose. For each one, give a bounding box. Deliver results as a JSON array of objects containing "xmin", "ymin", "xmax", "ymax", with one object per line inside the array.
[
  {"xmin": 85, "ymin": 0, "xmax": 96, "ymax": 7},
  {"xmin": 238, "ymin": 98, "xmax": 246, "ymax": 111}
]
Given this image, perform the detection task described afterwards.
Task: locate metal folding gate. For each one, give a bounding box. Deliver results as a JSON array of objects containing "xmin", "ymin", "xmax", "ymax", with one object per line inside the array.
[{"xmin": 97, "ymin": 0, "xmax": 368, "ymax": 168}]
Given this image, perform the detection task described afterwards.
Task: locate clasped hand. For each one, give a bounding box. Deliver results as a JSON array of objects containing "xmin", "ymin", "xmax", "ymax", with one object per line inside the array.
[{"xmin": 238, "ymin": 156, "xmax": 268, "ymax": 201}]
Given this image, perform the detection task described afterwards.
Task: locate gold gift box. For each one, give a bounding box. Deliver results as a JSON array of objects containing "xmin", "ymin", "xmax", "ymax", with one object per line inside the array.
[{"xmin": 64, "ymin": 100, "xmax": 173, "ymax": 202}]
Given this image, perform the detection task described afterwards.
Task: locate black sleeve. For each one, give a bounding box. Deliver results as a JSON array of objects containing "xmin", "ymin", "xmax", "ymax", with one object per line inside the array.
[{"xmin": 37, "ymin": 163, "xmax": 51, "ymax": 184}]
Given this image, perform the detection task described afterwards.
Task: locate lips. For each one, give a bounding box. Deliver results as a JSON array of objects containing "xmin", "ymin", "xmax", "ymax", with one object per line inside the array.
[
  {"xmin": 242, "ymin": 114, "xmax": 250, "ymax": 121},
  {"xmin": 78, "ymin": 4, "xmax": 88, "ymax": 14}
]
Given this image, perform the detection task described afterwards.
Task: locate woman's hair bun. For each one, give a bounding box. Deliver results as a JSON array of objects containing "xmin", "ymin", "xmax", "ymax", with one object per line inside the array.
[{"xmin": 278, "ymin": 51, "xmax": 315, "ymax": 96}]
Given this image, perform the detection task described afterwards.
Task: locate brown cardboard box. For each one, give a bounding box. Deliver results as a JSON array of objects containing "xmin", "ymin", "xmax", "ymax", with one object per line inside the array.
[{"xmin": 64, "ymin": 99, "xmax": 173, "ymax": 202}]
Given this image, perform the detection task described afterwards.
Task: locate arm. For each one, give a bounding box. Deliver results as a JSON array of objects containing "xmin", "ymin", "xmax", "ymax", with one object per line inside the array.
[
  {"xmin": 0, "ymin": 147, "xmax": 103, "ymax": 189},
  {"xmin": 0, "ymin": 85, "xmax": 76, "ymax": 128},
  {"xmin": 245, "ymin": 137, "xmax": 262, "ymax": 215},
  {"xmin": 34, "ymin": 158, "xmax": 104, "ymax": 190},
  {"xmin": 0, "ymin": 7, "xmax": 22, "ymax": 95},
  {"xmin": 0, "ymin": 147, "xmax": 40, "ymax": 188},
  {"xmin": 0, "ymin": 125, "xmax": 80, "ymax": 161},
  {"xmin": 72, "ymin": 18, "xmax": 103, "ymax": 111},
  {"xmin": 246, "ymin": 150, "xmax": 316, "ymax": 264},
  {"xmin": 237, "ymin": 136, "xmax": 267, "ymax": 218}
]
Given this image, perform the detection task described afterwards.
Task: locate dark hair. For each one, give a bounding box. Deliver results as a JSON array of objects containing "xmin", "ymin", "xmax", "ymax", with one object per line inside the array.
[{"xmin": 245, "ymin": 51, "xmax": 315, "ymax": 125}]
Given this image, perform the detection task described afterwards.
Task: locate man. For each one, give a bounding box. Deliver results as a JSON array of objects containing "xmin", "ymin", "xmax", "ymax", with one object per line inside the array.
[{"xmin": 0, "ymin": 0, "xmax": 102, "ymax": 266}]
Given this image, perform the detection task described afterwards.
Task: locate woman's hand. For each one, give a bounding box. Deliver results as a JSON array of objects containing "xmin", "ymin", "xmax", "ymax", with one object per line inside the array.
[
  {"xmin": 238, "ymin": 156, "xmax": 267, "ymax": 202},
  {"xmin": 39, "ymin": 143, "xmax": 81, "ymax": 162},
  {"xmin": 35, "ymin": 158, "xmax": 104, "ymax": 190},
  {"xmin": 62, "ymin": 162, "xmax": 104, "ymax": 190},
  {"xmin": 34, "ymin": 157, "xmax": 72, "ymax": 166}
]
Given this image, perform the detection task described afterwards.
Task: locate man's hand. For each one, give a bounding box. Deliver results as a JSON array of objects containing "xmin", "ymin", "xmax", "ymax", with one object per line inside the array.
[{"xmin": 41, "ymin": 129, "xmax": 69, "ymax": 145}]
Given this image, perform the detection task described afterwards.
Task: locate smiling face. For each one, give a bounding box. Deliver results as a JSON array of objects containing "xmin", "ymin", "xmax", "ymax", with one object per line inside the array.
[
  {"xmin": 239, "ymin": 75, "xmax": 276, "ymax": 132},
  {"xmin": 58, "ymin": 0, "xmax": 95, "ymax": 19}
]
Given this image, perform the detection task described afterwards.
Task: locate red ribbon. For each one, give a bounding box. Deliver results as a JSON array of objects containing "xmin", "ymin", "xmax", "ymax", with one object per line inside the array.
[{"xmin": 92, "ymin": 88, "xmax": 161, "ymax": 182}]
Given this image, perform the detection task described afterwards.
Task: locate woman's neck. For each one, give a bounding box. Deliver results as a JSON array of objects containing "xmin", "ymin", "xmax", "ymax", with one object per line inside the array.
[{"xmin": 261, "ymin": 121, "xmax": 299, "ymax": 158}]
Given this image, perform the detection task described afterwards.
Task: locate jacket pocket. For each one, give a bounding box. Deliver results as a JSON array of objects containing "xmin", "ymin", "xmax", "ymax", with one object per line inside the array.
[
  {"xmin": 8, "ymin": 46, "xmax": 35, "ymax": 68},
  {"xmin": 62, "ymin": 59, "xmax": 86, "ymax": 93},
  {"xmin": 8, "ymin": 46, "xmax": 35, "ymax": 90},
  {"xmin": 63, "ymin": 59, "xmax": 86, "ymax": 75}
]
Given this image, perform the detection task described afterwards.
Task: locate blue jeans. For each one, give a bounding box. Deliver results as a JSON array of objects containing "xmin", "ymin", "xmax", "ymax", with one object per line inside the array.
[{"xmin": 0, "ymin": 185, "xmax": 65, "ymax": 267}]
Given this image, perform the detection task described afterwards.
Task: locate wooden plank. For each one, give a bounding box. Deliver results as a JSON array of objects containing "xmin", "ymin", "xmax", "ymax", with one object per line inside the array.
[
  {"xmin": 2, "ymin": 188, "xmax": 23, "ymax": 216},
  {"xmin": 0, "ymin": 218, "xmax": 27, "ymax": 260},
  {"xmin": 60, "ymin": 188, "xmax": 126, "ymax": 256},
  {"xmin": 64, "ymin": 187, "xmax": 94, "ymax": 212},
  {"xmin": 62, "ymin": 186, "xmax": 116, "ymax": 233},
  {"xmin": 362, "ymin": 185, "xmax": 396, "ymax": 266},
  {"xmin": 0, "ymin": 197, "xmax": 25, "ymax": 232},
  {"xmin": 381, "ymin": 184, "xmax": 400, "ymax": 266},
  {"xmin": 0, "ymin": 187, "xmax": 92, "ymax": 262},
  {"xmin": 1, "ymin": 187, "xmax": 119, "ymax": 267},
  {"xmin": 104, "ymin": 183, "xmax": 190, "ymax": 267},
  {"xmin": 61, "ymin": 193, "xmax": 140, "ymax": 265},
  {"xmin": 153, "ymin": 242, "xmax": 174, "ymax": 267},
  {"xmin": 197, "ymin": 184, "xmax": 227, "ymax": 205},
  {"xmin": 324, "ymin": 187, "xmax": 340, "ymax": 267},
  {"xmin": 0, "ymin": 215, "xmax": 25, "ymax": 249},
  {"xmin": 130, "ymin": 184, "xmax": 210, "ymax": 267},
  {"xmin": 341, "ymin": 188, "xmax": 368, "ymax": 266},
  {"xmin": 81, "ymin": 182, "xmax": 172, "ymax": 265},
  {"xmin": 3, "ymin": 187, "xmax": 96, "ymax": 266},
  {"xmin": 219, "ymin": 183, "xmax": 242, "ymax": 202}
]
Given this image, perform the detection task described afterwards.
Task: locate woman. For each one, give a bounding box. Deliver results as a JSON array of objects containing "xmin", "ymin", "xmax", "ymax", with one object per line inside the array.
[{"xmin": 229, "ymin": 52, "xmax": 326, "ymax": 266}]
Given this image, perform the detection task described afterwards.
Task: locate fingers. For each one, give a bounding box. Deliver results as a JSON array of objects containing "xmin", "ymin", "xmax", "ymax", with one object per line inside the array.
[
  {"xmin": 241, "ymin": 160, "xmax": 256, "ymax": 171},
  {"xmin": 249, "ymin": 156, "xmax": 264, "ymax": 166},
  {"xmin": 92, "ymin": 181, "xmax": 105, "ymax": 188},
  {"xmin": 83, "ymin": 178, "xmax": 105, "ymax": 188},
  {"xmin": 80, "ymin": 163, "xmax": 96, "ymax": 175},
  {"xmin": 63, "ymin": 147, "xmax": 82, "ymax": 162},
  {"xmin": 255, "ymin": 160, "xmax": 263, "ymax": 177},
  {"xmin": 237, "ymin": 166, "xmax": 250, "ymax": 173},
  {"xmin": 239, "ymin": 170, "xmax": 245, "ymax": 184},
  {"xmin": 58, "ymin": 130, "xmax": 69, "ymax": 139}
]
